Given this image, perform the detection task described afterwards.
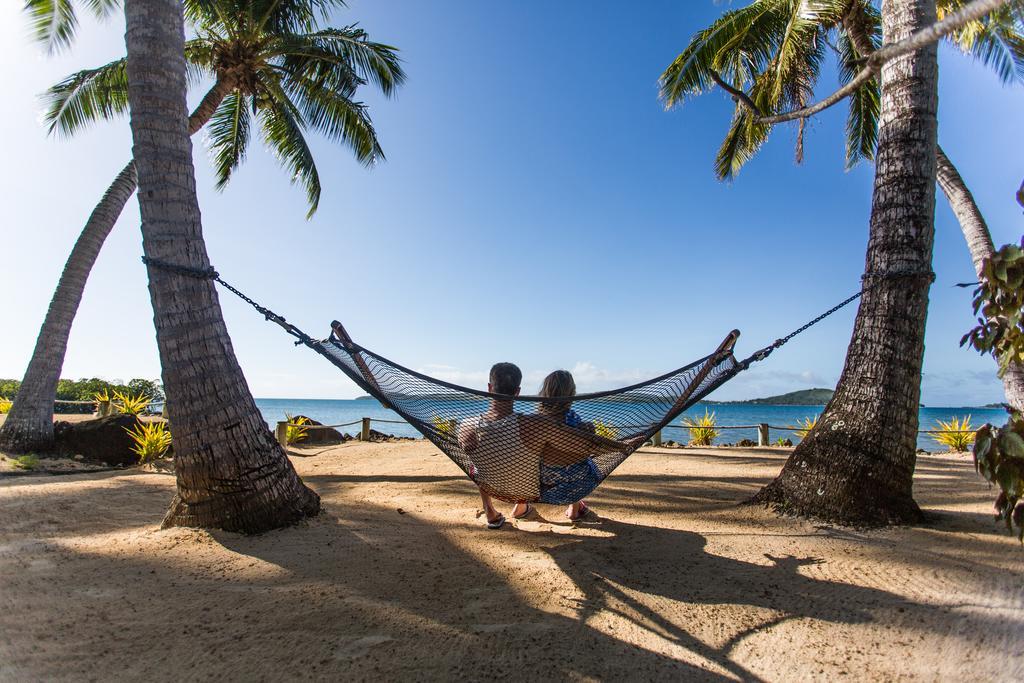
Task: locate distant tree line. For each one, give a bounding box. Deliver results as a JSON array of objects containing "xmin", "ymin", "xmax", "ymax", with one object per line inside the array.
[{"xmin": 0, "ymin": 378, "xmax": 163, "ymax": 414}]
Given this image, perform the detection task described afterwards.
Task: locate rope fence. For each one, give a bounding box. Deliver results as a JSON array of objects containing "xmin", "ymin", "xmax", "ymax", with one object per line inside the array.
[{"xmin": 273, "ymin": 416, "xmax": 980, "ymax": 449}]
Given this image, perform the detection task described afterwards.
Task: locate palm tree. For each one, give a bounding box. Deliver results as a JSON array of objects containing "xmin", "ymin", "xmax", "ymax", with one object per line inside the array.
[
  {"xmin": 0, "ymin": 0, "xmax": 403, "ymax": 453},
  {"xmin": 659, "ymin": 0, "xmax": 1024, "ymax": 411},
  {"xmin": 662, "ymin": 0, "xmax": 943, "ymax": 524},
  {"xmin": 122, "ymin": 0, "xmax": 319, "ymax": 532}
]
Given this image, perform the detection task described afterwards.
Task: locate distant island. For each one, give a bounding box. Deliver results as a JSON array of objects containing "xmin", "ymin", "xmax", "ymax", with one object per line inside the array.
[
  {"xmin": 705, "ymin": 388, "xmax": 835, "ymax": 406},
  {"xmin": 355, "ymin": 395, "xmax": 373, "ymax": 400}
]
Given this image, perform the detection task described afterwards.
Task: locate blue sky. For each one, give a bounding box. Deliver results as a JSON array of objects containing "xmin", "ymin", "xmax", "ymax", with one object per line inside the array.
[{"xmin": 1, "ymin": 1, "xmax": 1021, "ymax": 405}]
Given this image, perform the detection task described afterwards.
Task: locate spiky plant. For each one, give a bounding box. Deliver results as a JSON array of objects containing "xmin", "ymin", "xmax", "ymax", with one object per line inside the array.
[
  {"xmin": 933, "ymin": 415, "xmax": 976, "ymax": 452},
  {"xmin": 113, "ymin": 391, "xmax": 149, "ymax": 416},
  {"xmin": 791, "ymin": 415, "xmax": 819, "ymax": 440},
  {"xmin": 285, "ymin": 413, "xmax": 311, "ymax": 445},
  {"xmin": 683, "ymin": 409, "xmax": 720, "ymax": 447},
  {"xmin": 593, "ymin": 420, "xmax": 619, "ymax": 440},
  {"xmin": 125, "ymin": 421, "xmax": 173, "ymax": 463}
]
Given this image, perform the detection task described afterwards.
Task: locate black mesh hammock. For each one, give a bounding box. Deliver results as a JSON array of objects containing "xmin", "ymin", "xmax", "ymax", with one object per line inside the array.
[{"xmin": 142, "ymin": 257, "xmax": 867, "ymax": 505}]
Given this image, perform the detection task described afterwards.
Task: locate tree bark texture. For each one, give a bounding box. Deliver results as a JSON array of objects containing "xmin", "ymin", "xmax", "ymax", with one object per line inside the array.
[
  {"xmin": 0, "ymin": 77, "xmax": 234, "ymax": 454},
  {"xmin": 753, "ymin": 0, "xmax": 939, "ymax": 526},
  {"xmin": 124, "ymin": 0, "xmax": 318, "ymax": 533},
  {"xmin": 844, "ymin": 0, "xmax": 1024, "ymax": 412}
]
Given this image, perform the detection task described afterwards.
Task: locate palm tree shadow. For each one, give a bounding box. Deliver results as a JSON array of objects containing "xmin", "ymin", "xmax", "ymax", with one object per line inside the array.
[{"xmin": 540, "ymin": 517, "xmax": 918, "ymax": 677}]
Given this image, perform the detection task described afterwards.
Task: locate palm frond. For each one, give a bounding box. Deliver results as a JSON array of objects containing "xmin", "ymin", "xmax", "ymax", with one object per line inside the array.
[
  {"xmin": 42, "ymin": 57, "xmax": 129, "ymax": 137},
  {"xmin": 184, "ymin": 36, "xmax": 218, "ymax": 86},
  {"xmin": 207, "ymin": 90, "xmax": 251, "ymax": 189},
  {"xmin": 23, "ymin": 0, "xmax": 78, "ymax": 54},
  {"xmin": 283, "ymin": 69, "xmax": 382, "ymax": 164},
  {"xmin": 273, "ymin": 26, "xmax": 405, "ymax": 97},
  {"xmin": 715, "ymin": 106, "xmax": 770, "ymax": 179},
  {"xmin": 256, "ymin": 85, "xmax": 321, "ymax": 216},
  {"xmin": 837, "ymin": 32, "xmax": 879, "ymax": 166},
  {"xmin": 299, "ymin": 27, "xmax": 405, "ymax": 95},
  {"xmin": 660, "ymin": 0, "xmax": 791, "ymax": 107},
  {"xmin": 939, "ymin": 0, "xmax": 1024, "ymax": 83}
]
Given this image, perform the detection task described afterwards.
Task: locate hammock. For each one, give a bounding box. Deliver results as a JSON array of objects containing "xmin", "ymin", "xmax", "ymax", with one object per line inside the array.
[
  {"xmin": 141, "ymin": 256, "xmax": 868, "ymax": 505},
  {"xmin": 315, "ymin": 322, "xmax": 741, "ymax": 503}
]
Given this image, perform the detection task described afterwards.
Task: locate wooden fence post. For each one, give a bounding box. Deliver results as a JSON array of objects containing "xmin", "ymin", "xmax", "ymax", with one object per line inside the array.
[
  {"xmin": 361, "ymin": 417, "xmax": 371, "ymax": 442},
  {"xmin": 653, "ymin": 430, "xmax": 662, "ymax": 447},
  {"xmin": 275, "ymin": 421, "xmax": 289, "ymax": 450},
  {"xmin": 757, "ymin": 423, "xmax": 770, "ymax": 447}
]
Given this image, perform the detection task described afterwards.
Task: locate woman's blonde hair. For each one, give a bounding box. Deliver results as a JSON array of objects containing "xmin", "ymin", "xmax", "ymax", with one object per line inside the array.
[{"xmin": 538, "ymin": 370, "xmax": 576, "ymax": 415}]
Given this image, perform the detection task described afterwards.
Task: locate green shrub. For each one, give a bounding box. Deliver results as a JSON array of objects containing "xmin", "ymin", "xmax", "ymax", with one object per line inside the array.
[
  {"xmin": 775, "ymin": 437, "xmax": 793, "ymax": 447},
  {"xmin": 432, "ymin": 415, "xmax": 457, "ymax": 439},
  {"xmin": 285, "ymin": 414, "xmax": 310, "ymax": 445},
  {"xmin": 933, "ymin": 415, "xmax": 975, "ymax": 452},
  {"xmin": 683, "ymin": 409, "xmax": 719, "ymax": 446},
  {"xmin": 973, "ymin": 412, "xmax": 1024, "ymax": 541},
  {"xmin": 14, "ymin": 454, "xmax": 39, "ymax": 470},
  {"xmin": 593, "ymin": 420, "xmax": 618, "ymax": 440},
  {"xmin": 125, "ymin": 421, "xmax": 172, "ymax": 463}
]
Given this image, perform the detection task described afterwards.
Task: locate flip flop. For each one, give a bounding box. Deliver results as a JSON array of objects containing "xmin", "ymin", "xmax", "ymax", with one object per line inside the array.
[
  {"xmin": 486, "ymin": 513, "xmax": 506, "ymax": 530},
  {"xmin": 567, "ymin": 501, "xmax": 594, "ymax": 522},
  {"xmin": 512, "ymin": 503, "xmax": 532, "ymax": 520}
]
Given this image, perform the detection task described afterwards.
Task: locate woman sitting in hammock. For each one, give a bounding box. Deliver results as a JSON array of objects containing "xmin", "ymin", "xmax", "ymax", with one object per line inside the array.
[{"xmin": 532, "ymin": 370, "xmax": 599, "ymax": 521}]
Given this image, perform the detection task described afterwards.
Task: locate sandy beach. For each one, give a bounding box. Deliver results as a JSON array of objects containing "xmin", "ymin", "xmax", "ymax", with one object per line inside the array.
[{"xmin": 1, "ymin": 439, "xmax": 1022, "ymax": 681}]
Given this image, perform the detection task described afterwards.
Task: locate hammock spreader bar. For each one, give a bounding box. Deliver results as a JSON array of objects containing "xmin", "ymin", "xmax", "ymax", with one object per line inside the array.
[{"xmin": 139, "ymin": 255, "xmax": 876, "ymax": 504}]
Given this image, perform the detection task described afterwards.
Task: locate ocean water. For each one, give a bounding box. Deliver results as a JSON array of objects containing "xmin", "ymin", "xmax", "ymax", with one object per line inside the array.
[{"xmin": 255, "ymin": 398, "xmax": 1008, "ymax": 452}]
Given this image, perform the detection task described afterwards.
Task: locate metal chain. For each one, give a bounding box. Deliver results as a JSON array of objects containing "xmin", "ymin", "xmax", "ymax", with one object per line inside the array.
[
  {"xmin": 141, "ymin": 256, "xmax": 314, "ymax": 345},
  {"xmin": 741, "ymin": 269, "xmax": 936, "ymax": 366}
]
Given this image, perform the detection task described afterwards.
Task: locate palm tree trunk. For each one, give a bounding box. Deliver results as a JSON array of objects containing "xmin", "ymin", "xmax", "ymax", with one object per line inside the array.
[
  {"xmin": 0, "ymin": 162, "xmax": 136, "ymax": 453},
  {"xmin": 935, "ymin": 146, "xmax": 1024, "ymax": 411},
  {"xmin": 845, "ymin": 0, "xmax": 1024, "ymax": 412},
  {"xmin": 753, "ymin": 0, "xmax": 938, "ymax": 525},
  {"xmin": 124, "ymin": 0, "xmax": 319, "ymax": 533},
  {"xmin": 0, "ymin": 79, "xmax": 235, "ymax": 455}
]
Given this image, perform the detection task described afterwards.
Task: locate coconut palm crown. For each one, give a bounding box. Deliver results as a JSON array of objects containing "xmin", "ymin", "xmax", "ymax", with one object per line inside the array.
[
  {"xmin": 659, "ymin": 0, "xmax": 1024, "ymax": 179},
  {"xmin": 35, "ymin": 0, "xmax": 405, "ymax": 216}
]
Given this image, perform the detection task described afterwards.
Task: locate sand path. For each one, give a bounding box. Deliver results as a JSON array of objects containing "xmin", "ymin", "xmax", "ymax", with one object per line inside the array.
[{"xmin": 1, "ymin": 442, "xmax": 1021, "ymax": 681}]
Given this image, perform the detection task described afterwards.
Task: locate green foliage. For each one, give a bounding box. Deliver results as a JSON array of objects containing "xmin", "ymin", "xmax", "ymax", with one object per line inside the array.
[
  {"xmin": 683, "ymin": 409, "xmax": 719, "ymax": 446},
  {"xmin": 126, "ymin": 378, "xmax": 164, "ymax": 403},
  {"xmin": 0, "ymin": 380, "xmax": 20, "ymax": 400},
  {"xmin": 659, "ymin": 0, "xmax": 1024, "ymax": 178},
  {"xmin": 932, "ymin": 415, "xmax": 976, "ymax": 452},
  {"xmin": 592, "ymin": 420, "xmax": 618, "ymax": 440},
  {"xmin": 961, "ymin": 239, "xmax": 1024, "ymax": 376},
  {"xmin": 0, "ymin": 397, "xmax": 11, "ymax": 414},
  {"xmin": 124, "ymin": 421, "xmax": 172, "ymax": 463},
  {"xmin": 285, "ymin": 414, "xmax": 310, "ymax": 445},
  {"xmin": 791, "ymin": 415, "xmax": 819, "ymax": 440},
  {"xmin": 774, "ymin": 436, "xmax": 793, "ymax": 447},
  {"xmin": 432, "ymin": 415, "xmax": 457, "ymax": 439},
  {"xmin": 41, "ymin": 1, "xmax": 405, "ymax": 217},
  {"xmin": 973, "ymin": 410, "xmax": 1024, "ymax": 541},
  {"xmin": 14, "ymin": 454, "xmax": 40, "ymax": 470},
  {"xmin": 113, "ymin": 391, "xmax": 149, "ymax": 416}
]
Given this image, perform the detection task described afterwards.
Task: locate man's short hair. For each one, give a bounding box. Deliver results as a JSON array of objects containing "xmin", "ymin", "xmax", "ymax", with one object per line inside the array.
[{"xmin": 489, "ymin": 362, "xmax": 522, "ymax": 396}]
